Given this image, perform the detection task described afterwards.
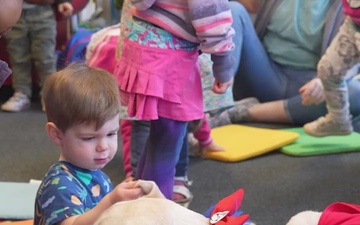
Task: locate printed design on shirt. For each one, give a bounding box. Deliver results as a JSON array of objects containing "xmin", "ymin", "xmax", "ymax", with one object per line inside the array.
[
  {"xmin": 91, "ymin": 184, "xmax": 101, "ymax": 197},
  {"xmin": 35, "ymin": 162, "xmax": 114, "ymax": 225},
  {"xmin": 128, "ymin": 20, "xmax": 198, "ymax": 51},
  {"xmin": 76, "ymin": 167, "xmax": 102, "ymax": 197}
]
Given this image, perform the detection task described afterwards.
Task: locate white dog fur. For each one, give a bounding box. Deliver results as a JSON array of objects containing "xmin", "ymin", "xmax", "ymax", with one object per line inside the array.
[
  {"xmin": 94, "ymin": 180, "xmax": 256, "ymax": 225},
  {"xmin": 286, "ymin": 210, "xmax": 322, "ymax": 225}
]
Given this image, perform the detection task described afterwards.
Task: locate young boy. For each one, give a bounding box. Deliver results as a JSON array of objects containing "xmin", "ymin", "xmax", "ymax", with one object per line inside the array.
[
  {"xmin": 1, "ymin": 0, "xmax": 73, "ymax": 112},
  {"xmin": 34, "ymin": 63, "xmax": 144, "ymax": 225}
]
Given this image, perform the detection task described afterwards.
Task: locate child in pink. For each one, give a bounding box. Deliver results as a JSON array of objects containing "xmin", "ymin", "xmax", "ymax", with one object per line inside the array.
[
  {"xmin": 304, "ymin": 0, "xmax": 360, "ymax": 136},
  {"xmin": 115, "ymin": 0, "xmax": 235, "ymax": 199}
]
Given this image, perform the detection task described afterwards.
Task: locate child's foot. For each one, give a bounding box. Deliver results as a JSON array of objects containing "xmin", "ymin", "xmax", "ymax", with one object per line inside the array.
[
  {"xmin": 201, "ymin": 142, "xmax": 225, "ymax": 155},
  {"xmin": 303, "ymin": 115, "xmax": 353, "ymax": 137},
  {"xmin": 208, "ymin": 111, "xmax": 232, "ymax": 128},
  {"xmin": 209, "ymin": 97, "xmax": 259, "ymax": 128},
  {"xmin": 172, "ymin": 177, "xmax": 193, "ymax": 208}
]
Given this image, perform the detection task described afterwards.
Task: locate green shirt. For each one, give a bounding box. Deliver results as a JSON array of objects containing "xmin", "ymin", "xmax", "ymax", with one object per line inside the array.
[{"xmin": 263, "ymin": 0, "xmax": 331, "ymax": 69}]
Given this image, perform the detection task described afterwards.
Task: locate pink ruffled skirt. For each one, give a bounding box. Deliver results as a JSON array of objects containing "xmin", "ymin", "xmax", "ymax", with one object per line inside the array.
[{"xmin": 115, "ymin": 39, "xmax": 204, "ymax": 121}]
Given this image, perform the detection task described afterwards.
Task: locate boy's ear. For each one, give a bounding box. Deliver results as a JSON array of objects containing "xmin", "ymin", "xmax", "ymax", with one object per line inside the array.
[{"xmin": 46, "ymin": 122, "xmax": 63, "ymax": 147}]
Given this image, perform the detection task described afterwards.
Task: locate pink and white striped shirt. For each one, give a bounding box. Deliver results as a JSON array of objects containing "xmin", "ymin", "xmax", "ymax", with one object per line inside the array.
[{"xmin": 130, "ymin": 0, "xmax": 236, "ymax": 82}]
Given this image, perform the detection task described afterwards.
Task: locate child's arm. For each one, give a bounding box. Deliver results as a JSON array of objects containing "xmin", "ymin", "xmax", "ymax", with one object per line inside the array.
[
  {"xmin": 189, "ymin": 0, "xmax": 235, "ymax": 85},
  {"xmin": 60, "ymin": 181, "xmax": 144, "ymax": 225},
  {"xmin": 236, "ymin": 0, "xmax": 261, "ymax": 14},
  {"xmin": 130, "ymin": 0, "xmax": 156, "ymax": 10},
  {"xmin": 57, "ymin": 1, "xmax": 73, "ymax": 17}
]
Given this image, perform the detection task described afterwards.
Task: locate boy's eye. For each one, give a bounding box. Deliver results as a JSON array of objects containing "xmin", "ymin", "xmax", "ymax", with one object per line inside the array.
[
  {"xmin": 82, "ymin": 137, "xmax": 94, "ymax": 141},
  {"xmin": 107, "ymin": 132, "xmax": 118, "ymax": 137}
]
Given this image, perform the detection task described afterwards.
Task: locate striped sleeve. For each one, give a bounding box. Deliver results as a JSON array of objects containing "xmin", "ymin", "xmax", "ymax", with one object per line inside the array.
[
  {"xmin": 189, "ymin": 0, "xmax": 235, "ymax": 82},
  {"xmin": 130, "ymin": 0, "xmax": 156, "ymax": 10}
]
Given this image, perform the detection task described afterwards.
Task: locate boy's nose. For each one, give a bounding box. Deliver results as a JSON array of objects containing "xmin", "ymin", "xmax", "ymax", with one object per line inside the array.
[{"xmin": 96, "ymin": 140, "xmax": 108, "ymax": 152}]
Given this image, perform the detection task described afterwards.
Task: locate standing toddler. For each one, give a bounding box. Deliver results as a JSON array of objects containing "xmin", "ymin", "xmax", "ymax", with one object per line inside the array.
[{"xmin": 304, "ymin": 0, "xmax": 360, "ymax": 136}]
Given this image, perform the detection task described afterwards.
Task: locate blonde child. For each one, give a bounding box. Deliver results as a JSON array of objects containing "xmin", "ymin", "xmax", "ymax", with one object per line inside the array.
[{"xmin": 34, "ymin": 63, "xmax": 144, "ymax": 225}]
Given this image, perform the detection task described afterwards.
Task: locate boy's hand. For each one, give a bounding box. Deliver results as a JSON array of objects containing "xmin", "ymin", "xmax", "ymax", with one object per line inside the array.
[
  {"xmin": 299, "ymin": 78, "xmax": 324, "ymax": 105},
  {"xmin": 212, "ymin": 78, "xmax": 233, "ymax": 94},
  {"xmin": 58, "ymin": 2, "xmax": 73, "ymax": 17},
  {"xmin": 110, "ymin": 181, "xmax": 144, "ymax": 204}
]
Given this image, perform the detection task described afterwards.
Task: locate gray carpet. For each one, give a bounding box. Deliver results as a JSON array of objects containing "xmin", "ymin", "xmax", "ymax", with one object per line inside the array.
[{"xmin": 1, "ymin": 102, "xmax": 360, "ymax": 225}]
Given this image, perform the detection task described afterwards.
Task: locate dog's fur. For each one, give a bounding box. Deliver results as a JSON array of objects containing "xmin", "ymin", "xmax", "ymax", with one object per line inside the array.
[
  {"xmin": 94, "ymin": 180, "xmax": 209, "ymax": 225},
  {"xmin": 286, "ymin": 210, "xmax": 322, "ymax": 225}
]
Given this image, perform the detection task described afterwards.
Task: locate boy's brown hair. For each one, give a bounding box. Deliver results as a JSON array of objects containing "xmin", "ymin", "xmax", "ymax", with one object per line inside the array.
[{"xmin": 42, "ymin": 63, "xmax": 120, "ymax": 132}]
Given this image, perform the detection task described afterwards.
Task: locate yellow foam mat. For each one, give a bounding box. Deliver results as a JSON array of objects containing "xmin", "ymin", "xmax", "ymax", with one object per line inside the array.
[{"xmin": 203, "ymin": 125, "xmax": 299, "ymax": 162}]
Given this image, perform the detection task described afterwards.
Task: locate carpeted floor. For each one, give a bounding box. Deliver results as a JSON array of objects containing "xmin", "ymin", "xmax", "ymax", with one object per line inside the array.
[{"xmin": 1, "ymin": 101, "xmax": 360, "ymax": 225}]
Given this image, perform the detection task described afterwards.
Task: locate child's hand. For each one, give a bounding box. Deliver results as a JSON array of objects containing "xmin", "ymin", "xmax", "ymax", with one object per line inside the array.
[
  {"xmin": 110, "ymin": 181, "xmax": 144, "ymax": 204},
  {"xmin": 299, "ymin": 78, "xmax": 324, "ymax": 105},
  {"xmin": 201, "ymin": 141, "xmax": 225, "ymax": 156},
  {"xmin": 212, "ymin": 78, "xmax": 233, "ymax": 94},
  {"xmin": 58, "ymin": 2, "xmax": 73, "ymax": 17}
]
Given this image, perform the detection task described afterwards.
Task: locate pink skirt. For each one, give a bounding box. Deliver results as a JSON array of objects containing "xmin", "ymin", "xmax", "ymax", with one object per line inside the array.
[{"xmin": 114, "ymin": 39, "xmax": 204, "ymax": 121}]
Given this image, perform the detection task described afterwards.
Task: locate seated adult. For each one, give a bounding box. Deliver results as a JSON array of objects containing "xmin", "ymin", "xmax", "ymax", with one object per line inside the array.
[{"xmin": 211, "ymin": 0, "xmax": 360, "ymax": 131}]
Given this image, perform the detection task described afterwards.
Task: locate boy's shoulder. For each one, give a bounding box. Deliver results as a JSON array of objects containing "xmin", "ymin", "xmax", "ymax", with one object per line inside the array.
[
  {"xmin": 40, "ymin": 161, "xmax": 113, "ymax": 192},
  {"xmin": 39, "ymin": 162, "xmax": 84, "ymax": 190}
]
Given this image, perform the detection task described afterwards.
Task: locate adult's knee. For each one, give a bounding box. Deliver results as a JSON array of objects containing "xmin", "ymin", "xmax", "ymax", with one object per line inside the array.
[
  {"xmin": 348, "ymin": 79, "xmax": 360, "ymax": 115},
  {"xmin": 229, "ymin": 1, "xmax": 248, "ymax": 18}
]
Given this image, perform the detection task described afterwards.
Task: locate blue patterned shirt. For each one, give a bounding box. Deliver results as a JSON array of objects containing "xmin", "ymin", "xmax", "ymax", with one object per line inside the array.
[{"xmin": 34, "ymin": 161, "xmax": 113, "ymax": 225}]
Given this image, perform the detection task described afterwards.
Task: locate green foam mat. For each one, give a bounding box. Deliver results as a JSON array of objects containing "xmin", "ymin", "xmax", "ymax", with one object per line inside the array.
[{"xmin": 281, "ymin": 127, "xmax": 360, "ymax": 156}]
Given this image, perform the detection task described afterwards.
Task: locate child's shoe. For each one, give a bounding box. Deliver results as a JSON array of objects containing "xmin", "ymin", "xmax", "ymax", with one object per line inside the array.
[
  {"xmin": 303, "ymin": 115, "xmax": 353, "ymax": 137},
  {"xmin": 209, "ymin": 97, "xmax": 259, "ymax": 128},
  {"xmin": 1, "ymin": 92, "xmax": 30, "ymax": 112},
  {"xmin": 172, "ymin": 177, "xmax": 193, "ymax": 208}
]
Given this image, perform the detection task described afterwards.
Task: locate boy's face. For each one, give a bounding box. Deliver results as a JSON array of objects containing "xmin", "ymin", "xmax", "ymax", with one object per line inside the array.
[{"xmin": 58, "ymin": 114, "xmax": 120, "ymax": 170}]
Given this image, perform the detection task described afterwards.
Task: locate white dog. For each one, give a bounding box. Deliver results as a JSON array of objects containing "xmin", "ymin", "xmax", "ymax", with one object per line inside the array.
[{"xmin": 95, "ymin": 180, "xmax": 255, "ymax": 225}]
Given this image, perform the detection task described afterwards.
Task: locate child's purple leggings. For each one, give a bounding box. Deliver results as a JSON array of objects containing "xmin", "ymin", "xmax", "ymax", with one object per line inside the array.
[{"xmin": 136, "ymin": 116, "xmax": 188, "ymax": 199}]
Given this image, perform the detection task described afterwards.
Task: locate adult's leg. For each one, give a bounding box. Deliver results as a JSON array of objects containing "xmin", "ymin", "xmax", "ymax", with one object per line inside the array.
[
  {"xmin": 136, "ymin": 117, "xmax": 187, "ymax": 199},
  {"xmin": 229, "ymin": 1, "xmax": 286, "ymax": 102}
]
